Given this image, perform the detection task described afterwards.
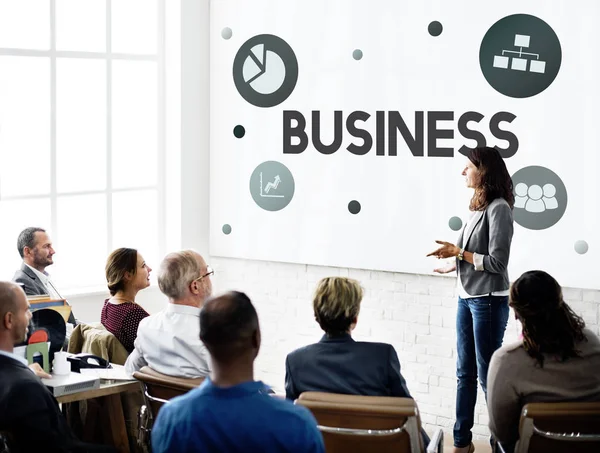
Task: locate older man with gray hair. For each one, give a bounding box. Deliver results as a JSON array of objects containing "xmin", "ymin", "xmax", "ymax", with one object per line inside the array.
[{"xmin": 125, "ymin": 250, "xmax": 213, "ymax": 378}]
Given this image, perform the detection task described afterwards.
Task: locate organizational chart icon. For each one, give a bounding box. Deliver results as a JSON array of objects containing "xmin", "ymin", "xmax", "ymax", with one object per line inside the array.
[
  {"xmin": 250, "ymin": 161, "xmax": 295, "ymax": 211},
  {"xmin": 480, "ymin": 14, "xmax": 561, "ymax": 98},
  {"xmin": 492, "ymin": 34, "xmax": 546, "ymax": 74},
  {"xmin": 233, "ymin": 34, "xmax": 299, "ymax": 108},
  {"xmin": 511, "ymin": 166, "xmax": 567, "ymax": 230}
]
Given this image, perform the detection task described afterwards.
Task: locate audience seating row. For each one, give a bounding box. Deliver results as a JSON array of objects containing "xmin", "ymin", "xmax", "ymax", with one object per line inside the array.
[{"xmin": 131, "ymin": 365, "xmax": 600, "ymax": 453}]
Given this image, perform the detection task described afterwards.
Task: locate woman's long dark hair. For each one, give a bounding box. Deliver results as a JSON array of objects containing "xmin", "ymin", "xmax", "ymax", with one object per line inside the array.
[
  {"xmin": 510, "ymin": 270, "xmax": 587, "ymax": 367},
  {"xmin": 468, "ymin": 147, "xmax": 515, "ymax": 211}
]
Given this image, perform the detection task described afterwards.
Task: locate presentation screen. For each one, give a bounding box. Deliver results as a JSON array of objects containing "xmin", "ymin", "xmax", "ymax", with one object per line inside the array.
[{"xmin": 210, "ymin": 0, "xmax": 600, "ymax": 290}]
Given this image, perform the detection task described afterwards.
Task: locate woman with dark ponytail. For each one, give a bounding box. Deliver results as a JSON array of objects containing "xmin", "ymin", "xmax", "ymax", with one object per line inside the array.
[
  {"xmin": 100, "ymin": 248, "xmax": 152, "ymax": 353},
  {"xmin": 487, "ymin": 270, "xmax": 600, "ymax": 452}
]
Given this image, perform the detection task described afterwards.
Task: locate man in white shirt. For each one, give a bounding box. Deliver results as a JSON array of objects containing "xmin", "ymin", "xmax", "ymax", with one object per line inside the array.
[
  {"xmin": 12, "ymin": 227, "xmax": 76, "ymax": 325},
  {"xmin": 125, "ymin": 250, "xmax": 213, "ymax": 378}
]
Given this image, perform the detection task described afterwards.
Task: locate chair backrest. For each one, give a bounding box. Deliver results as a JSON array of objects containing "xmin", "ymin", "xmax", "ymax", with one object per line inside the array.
[
  {"xmin": 296, "ymin": 392, "xmax": 423, "ymax": 453},
  {"xmin": 517, "ymin": 401, "xmax": 600, "ymax": 453},
  {"xmin": 132, "ymin": 366, "xmax": 204, "ymax": 418},
  {"xmin": 67, "ymin": 322, "xmax": 129, "ymax": 365}
]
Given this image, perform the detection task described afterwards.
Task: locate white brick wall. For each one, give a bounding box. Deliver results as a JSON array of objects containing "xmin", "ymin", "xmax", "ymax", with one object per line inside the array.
[{"xmin": 211, "ymin": 257, "xmax": 600, "ymax": 440}]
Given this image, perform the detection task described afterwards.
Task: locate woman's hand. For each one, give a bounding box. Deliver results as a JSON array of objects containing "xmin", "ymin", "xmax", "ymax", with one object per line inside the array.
[
  {"xmin": 427, "ymin": 240, "xmax": 460, "ymax": 259},
  {"xmin": 433, "ymin": 262, "xmax": 457, "ymax": 274}
]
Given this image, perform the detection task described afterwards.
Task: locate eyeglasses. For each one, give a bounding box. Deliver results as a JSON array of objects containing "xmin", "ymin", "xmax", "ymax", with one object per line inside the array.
[{"xmin": 194, "ymin": 265, "xmax": 214, "ymax": 282}]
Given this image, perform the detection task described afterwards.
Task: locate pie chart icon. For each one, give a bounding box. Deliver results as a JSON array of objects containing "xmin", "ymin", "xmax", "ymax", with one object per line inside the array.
[{"xmin": 233, "ymin": 34, "xmax": 298, "ymax": 108}]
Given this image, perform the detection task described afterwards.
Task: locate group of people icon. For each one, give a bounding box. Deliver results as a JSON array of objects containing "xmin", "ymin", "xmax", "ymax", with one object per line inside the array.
[{"xmin": 515, "ymin": 182, "xmax": 558, "ymax": 213}]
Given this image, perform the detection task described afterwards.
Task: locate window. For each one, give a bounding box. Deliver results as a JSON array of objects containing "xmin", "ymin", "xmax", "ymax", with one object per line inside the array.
[{"xmin": 0, "ymin": 0, "xmax": 165, "ymax": 292}]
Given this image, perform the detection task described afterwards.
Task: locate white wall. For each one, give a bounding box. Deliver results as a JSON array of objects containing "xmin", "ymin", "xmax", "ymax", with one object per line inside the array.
[{"xmin": 180, "ymin": 0, "xmax": 210, "ymax": 255}]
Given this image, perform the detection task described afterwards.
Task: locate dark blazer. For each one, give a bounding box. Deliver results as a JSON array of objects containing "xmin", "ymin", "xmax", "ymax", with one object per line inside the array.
[
  {"xmin": 285, "ymin": 334, "xmax": 430, "ymax": 447},
  {"xmin": 285, "ymin": 334, "xmax": 412, "ymax": 401},
  {"xmin": 0, "ymin": 354, "xmax": 81, "ymax": 452},
  {"xmin": 12, "ymin": 263, "xmax": 76, "ymax": 325}
]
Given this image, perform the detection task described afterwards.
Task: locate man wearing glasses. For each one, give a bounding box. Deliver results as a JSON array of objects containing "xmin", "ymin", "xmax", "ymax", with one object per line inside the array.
[{"xmin": 125, "ymin": 250, "xmax": 214, "ymax": 378}]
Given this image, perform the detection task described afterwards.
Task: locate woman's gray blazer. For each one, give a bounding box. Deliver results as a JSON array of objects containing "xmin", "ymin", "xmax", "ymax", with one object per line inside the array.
[{"xmin": 456, "ymin": 197, "xmax": 514, "ymax": 295}]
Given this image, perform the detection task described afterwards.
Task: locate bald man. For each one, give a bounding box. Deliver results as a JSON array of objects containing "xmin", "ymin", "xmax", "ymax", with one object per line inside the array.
[
  {"xmin": 0, "ymin": 282, "xmax": 112, "ymax": 452},
  {"xmin": 152, "ymin": 291, "xmax": 325, "ymax": 453}
]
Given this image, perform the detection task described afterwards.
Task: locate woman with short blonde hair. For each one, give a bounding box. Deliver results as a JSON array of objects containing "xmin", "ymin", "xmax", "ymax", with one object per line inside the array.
[
  {"xmin": 313, "ymin": 277, "xmax": 363, "ymax": 336},
  {"xmin": 285, "ymin": 276, "xmax": 428, "ymax": 446}
]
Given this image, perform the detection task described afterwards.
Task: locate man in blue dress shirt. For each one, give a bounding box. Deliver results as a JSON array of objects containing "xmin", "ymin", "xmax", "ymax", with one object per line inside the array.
[{"xmin": 152, "ymin": 291, "xmax": 325, "ymax": 453}]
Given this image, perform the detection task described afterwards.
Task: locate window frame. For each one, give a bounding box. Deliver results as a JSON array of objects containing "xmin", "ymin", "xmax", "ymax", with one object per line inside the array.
[{"xmin": 0, "ymin": 0, "xmax": 167, "ymax": 293}]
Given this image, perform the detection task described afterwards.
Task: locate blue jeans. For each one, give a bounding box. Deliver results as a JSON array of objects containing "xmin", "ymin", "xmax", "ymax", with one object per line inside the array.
[{"xmin": 454, "ymin": 296, "xmax": 509, "ymax": 448}]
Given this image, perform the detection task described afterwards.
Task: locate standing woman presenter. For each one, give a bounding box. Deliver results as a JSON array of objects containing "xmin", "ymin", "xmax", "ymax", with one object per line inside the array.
[{"xmin": 427, "ymin": 147, "xmax": 514, "ymax": 453}]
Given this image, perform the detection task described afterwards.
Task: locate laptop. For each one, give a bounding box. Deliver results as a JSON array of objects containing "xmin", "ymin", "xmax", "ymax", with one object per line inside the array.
[{"xmin": 42, "ymin": 372, "xmax": 100, "ymax": 397}]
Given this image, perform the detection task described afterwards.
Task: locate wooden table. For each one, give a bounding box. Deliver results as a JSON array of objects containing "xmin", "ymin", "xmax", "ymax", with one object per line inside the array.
[
  {"xmin": 58, "ymin": 380, "xmax": 141, "ymax": 453},
  {"xmin": 57, "ymin": 380, "xmax": 139, "ymax": 404}
]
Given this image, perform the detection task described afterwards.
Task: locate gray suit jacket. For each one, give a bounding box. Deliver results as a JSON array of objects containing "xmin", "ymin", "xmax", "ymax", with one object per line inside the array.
[
  {"xmin": 12, "ymin": 263, "xmax": 76, "ymax": 325},
  {"xmin": 13, "ymin": 263, "xmax": 49, "ymax": 296},
  {"xmin": 456, "ymin": 197, "xmax": 514, "ymax": 295}
]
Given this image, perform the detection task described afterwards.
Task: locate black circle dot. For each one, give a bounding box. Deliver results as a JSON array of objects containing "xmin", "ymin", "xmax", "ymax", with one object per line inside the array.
[
  {"xmin": 348, "ymin": 200, "xmax": 361, "ymax": 214},
  {"xmin": 428, "ymin": 21, "xmax": 443, "ymax": 37},
  {"xmin": 222, "ymin": 224, "xmax": 232, "ymax": 235},
  {"xmin": 233, "ymin": 125, "xmax": 245, "ymax": 138}
]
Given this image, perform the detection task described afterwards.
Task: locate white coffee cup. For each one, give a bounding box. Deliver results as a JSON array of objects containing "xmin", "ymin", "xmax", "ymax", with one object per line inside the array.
[{"xmin": 53, "ymin": 351, "xmax": 71, "ymax": 376}]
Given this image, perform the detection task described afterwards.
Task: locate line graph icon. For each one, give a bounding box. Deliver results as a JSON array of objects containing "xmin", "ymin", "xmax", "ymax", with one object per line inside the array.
[
  {"xmin": 260, "ymin": 173, "xmax": 284, "ymax": 198},
  {"xmin": 250, "ymin": 161, "xmax": 295, "ymax": 211},
  {"xmin": 493, "ymin": 34, "xmax": 546, "ymax": 73}
]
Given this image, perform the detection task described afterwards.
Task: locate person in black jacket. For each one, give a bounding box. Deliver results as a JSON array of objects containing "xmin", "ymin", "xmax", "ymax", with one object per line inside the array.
[
  {"xmin": 0, "ymin": 281, "xmax": 112, "ymax": 453},
  {"xmin": 285, "ymin": 277, "xmax": 429, "ymax": 445}
]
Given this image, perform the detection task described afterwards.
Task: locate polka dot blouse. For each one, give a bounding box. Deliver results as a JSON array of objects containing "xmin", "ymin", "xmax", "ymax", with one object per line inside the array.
[{"xmin": 101, "ymin": 299, "xmax": 150, "ymax": 353}]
